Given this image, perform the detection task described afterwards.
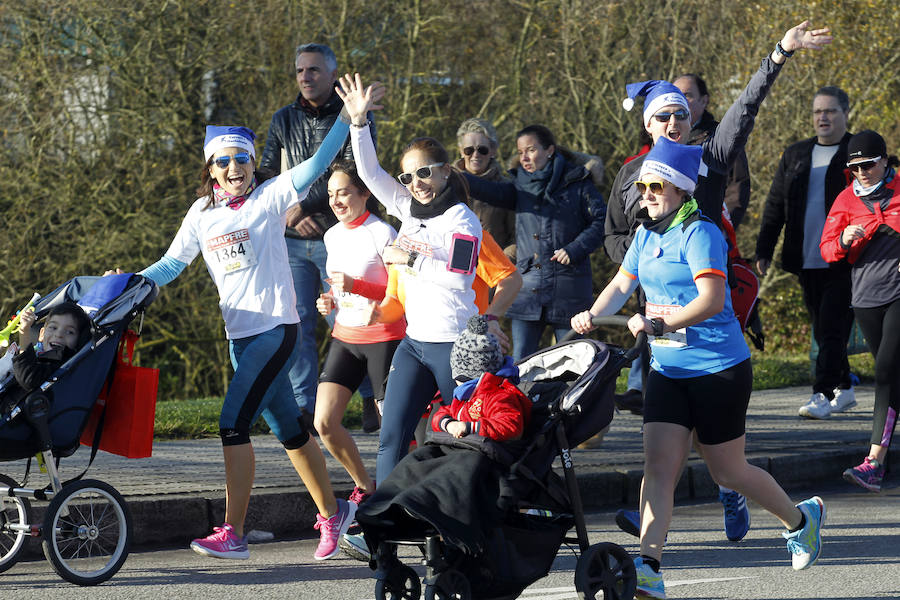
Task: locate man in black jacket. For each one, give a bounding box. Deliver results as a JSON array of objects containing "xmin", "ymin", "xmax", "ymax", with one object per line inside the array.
[
  {"xmin": 259, "ymin": 43, "xmax": 379, "ymax": 431},
  {"xmin": 756, "ymin": 85, "xmax": 855, "ymax": 420}
]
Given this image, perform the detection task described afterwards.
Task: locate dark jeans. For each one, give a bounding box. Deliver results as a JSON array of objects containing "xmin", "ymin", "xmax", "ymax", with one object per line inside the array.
[
  {"xmin": 375, "ymin": 337, "xmax": 455, "ymax": 483},
  {"xmin": 798, "ymin": 268, "xmax": 854, "ymax": 397},
  {"xmin": 854, "ymin": 299, "xmax": 900, "ymax": 450}
]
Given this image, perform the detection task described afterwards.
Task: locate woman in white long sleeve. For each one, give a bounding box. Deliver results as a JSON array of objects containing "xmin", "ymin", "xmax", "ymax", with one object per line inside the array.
[
  {"xmin": 336, "ymin": 74, "xmax": 482, "ymax": 483},
  {"xmin": 122, "ymin": 117, "xmax": 362, "ymax": 561}
]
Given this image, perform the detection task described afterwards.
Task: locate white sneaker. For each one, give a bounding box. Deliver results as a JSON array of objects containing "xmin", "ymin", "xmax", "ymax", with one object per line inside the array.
[
  {"xmin": 830, "ymin": 387, "xmax": 857, "ymax": 412},
  {"xmin": 798, "ymin": 392, "xmax": 832, "ymax": 419}
]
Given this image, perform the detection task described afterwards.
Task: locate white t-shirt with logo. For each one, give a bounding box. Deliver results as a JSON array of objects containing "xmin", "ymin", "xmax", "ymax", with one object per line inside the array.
[
  {"xmin": 165, "ymin": 174, "xmax": 302, "ymax": 339},
  {"xmin": 351, "ymin": 126, "xmax": 481, "ymax": 342},
  {"xmin": 324, "ymin": 214, "xmax": 398, "ymax": 328}
]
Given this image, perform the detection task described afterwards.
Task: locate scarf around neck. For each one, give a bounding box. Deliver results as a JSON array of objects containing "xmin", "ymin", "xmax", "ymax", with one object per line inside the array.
[
  {"xmin": 515, "ymin": 153, "xmax": 563, "ymax": 202},
  {"xmin": 213, "ymin": 177, "xmax": 258, "ymax": 211},
  {"xmin": 409, "ymin": 173, "xmax": 466, "ymax": 220},
  {"xmin": 642, "ymin": 197, "xmax": 699, "ymax": 234}
]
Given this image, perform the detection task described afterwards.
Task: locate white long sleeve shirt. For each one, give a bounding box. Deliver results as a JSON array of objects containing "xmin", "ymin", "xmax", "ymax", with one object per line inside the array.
[{"xmin": 351, "ymin": 125, "xmax": 481, "ymax": 342}]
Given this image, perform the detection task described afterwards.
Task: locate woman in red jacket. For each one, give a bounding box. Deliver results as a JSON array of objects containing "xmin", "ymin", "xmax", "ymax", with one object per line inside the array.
[{"xmin": 820, "ymin": 130, "xmax": 900, "ymax": 492}]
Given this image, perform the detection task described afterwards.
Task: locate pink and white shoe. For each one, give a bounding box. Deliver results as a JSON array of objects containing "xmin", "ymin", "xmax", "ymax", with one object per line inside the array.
[
  {"xmin": 314, "ymin": 499, "xmax": 357, "ymax": 560},
  {"xmin": 190, "ymin": 523, "xmax": 249, "ymax": 559}
]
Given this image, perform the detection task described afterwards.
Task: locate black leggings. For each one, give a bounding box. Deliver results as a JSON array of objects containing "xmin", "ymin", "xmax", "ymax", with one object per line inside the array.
[{"xmin": 854, "ymin": 298, "xmax": 900, "ymax": 450}]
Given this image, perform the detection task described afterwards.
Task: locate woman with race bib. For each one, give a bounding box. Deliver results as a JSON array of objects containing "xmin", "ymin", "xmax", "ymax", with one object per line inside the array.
[
  {"xmin": 571, "ymin": 138, "xmax": 826, "ymax": 599},
  {"xmin": 115, "ymin": 109, "xmax": 376, "ymax": 561}
]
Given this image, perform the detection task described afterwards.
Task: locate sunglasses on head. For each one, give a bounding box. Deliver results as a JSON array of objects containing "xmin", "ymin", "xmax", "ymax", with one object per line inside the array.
[
  {"xmin": 634, "ymin": 180, "xmax": 668, "ymax": 195},
  {"xmin": 847, "ymin": 157, "xmax": 881, "ymax": 173},
  {"xmin": 212, "ymin": 152, "xmax": 252, "ymax": 169},
  {"xmin": 463, "ymin": 145, "xmax": 490, "ymax": 157},
  {"xmin": 652, "ymin": 109, "xmax": 690, "ymax": 123},
  {"xmin": 397, "ymin": 162, "xmax": 445, "ymax": 186}
]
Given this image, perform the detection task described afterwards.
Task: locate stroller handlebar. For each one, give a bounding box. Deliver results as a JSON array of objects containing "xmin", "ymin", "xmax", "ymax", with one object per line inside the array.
[{"xmin": 558, "ymin": 315, "xmax": 647, "ymax": 360}]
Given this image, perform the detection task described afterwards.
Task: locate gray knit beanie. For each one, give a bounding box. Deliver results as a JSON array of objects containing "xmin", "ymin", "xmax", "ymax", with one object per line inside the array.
[{"xmin": 450, "ymin": 315, "xmax": 503, "ymax": 381}]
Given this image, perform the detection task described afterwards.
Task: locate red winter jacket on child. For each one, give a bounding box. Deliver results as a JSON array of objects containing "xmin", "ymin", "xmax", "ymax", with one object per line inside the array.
[{"xmin": 431, "ymin": 372, "xmax": 531, "ymax": 441}]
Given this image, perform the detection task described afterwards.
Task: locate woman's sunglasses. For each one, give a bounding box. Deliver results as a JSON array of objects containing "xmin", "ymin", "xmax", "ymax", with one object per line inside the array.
[
  {"xmin": 634, "ymin": 180, "xmax": 668, "ymax": 194},
  {"xmin": 652, "ymin": 109, "xmax": 690, "ymax": 123},
  {"xmin": 463, "ymin": 145, "xmax": 490, "ymax": 157},
  {"xmin": 397, "ymin": 162, "xmax": 445, "ymax": 185},
  {"xmin": 847, "ymin": 157, "xmax": 881, "ymax": 173},
  {"xmin": 212, "ymin": 152, "xmax": 252, "ymax": 169}
]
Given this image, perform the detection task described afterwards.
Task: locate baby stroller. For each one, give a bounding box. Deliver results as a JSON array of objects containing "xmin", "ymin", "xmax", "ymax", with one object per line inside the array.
[
  {"xmin": 358, "ymin": 315, "xmax": 644, "ymax": 600},
  {"xmin": 0, "ymin": 274, "xmax": 157, "ymax": 585}
]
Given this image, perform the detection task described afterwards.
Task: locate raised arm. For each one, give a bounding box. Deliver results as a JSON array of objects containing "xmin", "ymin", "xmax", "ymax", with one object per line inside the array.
[
  {"xmin": 288, "ymin": 117, "xmax": 350, "ymax": 193},
  {"xmin": 337, "ymin": 74, "xmax": 411, "ymax": 218},
  {"xmin": 707, "ymin": 21, "xmax": 832, "ymax": 172}
]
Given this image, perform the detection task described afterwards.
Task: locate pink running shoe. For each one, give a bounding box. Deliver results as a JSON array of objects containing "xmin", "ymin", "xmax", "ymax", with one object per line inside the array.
[
  {"xmin": 190, "ymin": 523, "xmax": 249, "ymax": 559},
  {"xmin": 843, "ymin": 456, "xmax": 884, "ymax": 492},
  {"xmin": 348, "ymin": 486, "xmax": 372, "ymax": 506},
  {"xmin": 314, "ymin": 498, "xmax": 357, "ymax": 560}
]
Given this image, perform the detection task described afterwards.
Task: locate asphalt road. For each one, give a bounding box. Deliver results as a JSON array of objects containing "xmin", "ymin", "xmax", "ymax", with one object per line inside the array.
[{"xmin": 3, "ymin": 483, "xmax": 897, "ymax": 599}]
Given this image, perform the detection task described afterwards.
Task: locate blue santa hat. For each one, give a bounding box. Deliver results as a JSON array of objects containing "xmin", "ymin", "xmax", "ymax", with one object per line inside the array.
[
  {"xmin": 639, "ymin": 137, "xmax": 703, "ymax": 195},
  {"xmin": 623, "ymin": 80, "xmax": 689, "ymax": 126},
  {"xmin": 203, "ymin": 126, "xmax": 256, "ymax": 162}
]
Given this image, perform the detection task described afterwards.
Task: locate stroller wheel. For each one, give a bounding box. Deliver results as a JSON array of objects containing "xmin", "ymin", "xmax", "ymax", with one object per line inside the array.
[
  {"xmin": 0, "ymin": 474, "xmax": 31, "ymax": 574},
  {"xmin": 424, "ymin": 568, "xmax": 471, "ymax": 600},
  {"xmin": 41, "ymin": 479, "xmax": 131, "ymax": 586},
  {"xmin": 575, "ymin": 542, "xmax": 636, "ymax": 600},
  {"xmin": 375, "ymin": 563, "xmax": 422, "ymax": 600}
]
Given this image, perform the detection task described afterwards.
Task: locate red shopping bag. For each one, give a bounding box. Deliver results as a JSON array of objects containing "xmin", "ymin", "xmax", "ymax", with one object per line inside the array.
[{"xmin": 80, "ymin": 330, "xmax": 159, "ymax": 458}]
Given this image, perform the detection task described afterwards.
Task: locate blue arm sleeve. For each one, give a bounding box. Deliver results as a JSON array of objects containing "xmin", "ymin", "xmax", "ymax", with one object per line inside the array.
[
  {"xmin": 139, "ymin": 256, "xmax": 188, "ymax": 287},
  {"xmin": 290, "ymin": 118, "xmax": 350, "ymax": 192}
]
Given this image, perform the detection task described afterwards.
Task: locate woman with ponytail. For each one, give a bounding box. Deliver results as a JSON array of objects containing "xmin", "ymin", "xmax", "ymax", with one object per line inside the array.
[{"xmin": 336, "ymin": 74, "xmax": 482, "ymax": 483}]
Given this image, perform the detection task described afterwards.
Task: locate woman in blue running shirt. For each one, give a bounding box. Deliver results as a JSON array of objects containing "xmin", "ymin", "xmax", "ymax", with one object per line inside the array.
[
  {"xmin": 571, "ymin": 138, "xmax": 826, "ymax": 599},
  {"xmin": 108, "ymin": 101, "xmax": 381, "ymax": 562}
]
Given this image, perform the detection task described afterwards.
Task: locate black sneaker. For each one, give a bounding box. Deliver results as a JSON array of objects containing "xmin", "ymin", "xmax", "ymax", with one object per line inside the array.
[{"xmin": 614, "ymin": 389, "xmax": 643, "ymax": 415}]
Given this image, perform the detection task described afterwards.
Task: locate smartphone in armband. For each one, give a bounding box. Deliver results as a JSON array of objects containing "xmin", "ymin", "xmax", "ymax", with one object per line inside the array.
[{"xmin": 447, "ymin": 233, "xmax": 479, "ymax": 275}]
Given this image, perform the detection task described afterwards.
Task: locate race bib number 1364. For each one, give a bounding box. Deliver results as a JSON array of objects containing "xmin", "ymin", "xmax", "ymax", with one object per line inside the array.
[{"xmin": 206, "ymin": 229, "xmax": 258, "ymax": 274}]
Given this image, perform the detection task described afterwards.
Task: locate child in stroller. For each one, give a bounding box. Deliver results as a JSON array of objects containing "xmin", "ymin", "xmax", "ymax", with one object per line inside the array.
[
  {"xmin": 356, "ymin": 316, "xmax": 642, "ymax": 600},
  {"xmin": 0, "ymin": 274, "xmax": 157, "ymax": 586},
  {"xmin": 432, "ymin": 315, "xmax": 531, "ymax": 442},
  {"xmin": 0, "ymin": 302, "xmax": 90, "ymax": 421}
]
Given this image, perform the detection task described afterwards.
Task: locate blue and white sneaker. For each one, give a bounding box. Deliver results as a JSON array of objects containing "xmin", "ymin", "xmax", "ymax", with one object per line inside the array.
[
  {"xmin": 634, "ymin": 556, "xmax": 666, "ymax": 599},
  {"xmin": 782, "ymin": 496, "xmax": 825, "ymax": 570},
  {"xmin": 339, "ymin": 531, "xmax": 371, "ymax": 562},
  {"xmin": 719, "ymin": 489, "xmax": 750, "ymax": 542}
]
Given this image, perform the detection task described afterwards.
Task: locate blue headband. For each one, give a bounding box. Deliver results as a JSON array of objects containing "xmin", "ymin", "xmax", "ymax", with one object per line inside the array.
[{"xmin": 203, "ymin": 126, "xmax": 256, "ymax": 161}]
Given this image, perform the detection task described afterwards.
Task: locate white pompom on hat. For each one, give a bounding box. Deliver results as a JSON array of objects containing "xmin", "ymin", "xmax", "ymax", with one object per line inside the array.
[
  {"xmin": 450, "ymin": 315, "xmax": 503, "ymax": 381},
  {"xmin": 623, "ymin": 80, "xmax": 689, "ymax": 126}
]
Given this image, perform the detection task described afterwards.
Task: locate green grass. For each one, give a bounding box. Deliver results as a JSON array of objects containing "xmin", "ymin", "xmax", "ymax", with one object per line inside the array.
[
  {"xmin": 153, "ymin": 393, "xmax": 364, "ymax": 440},
  {"xmin": 156, "ymin": 352, "xmax": 875, "ymax": 440}
]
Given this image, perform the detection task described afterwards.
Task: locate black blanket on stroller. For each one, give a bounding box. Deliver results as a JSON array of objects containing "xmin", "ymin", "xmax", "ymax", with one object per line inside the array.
[{"xmin": 359, "ymin": 442, "xmax": 509, "ymax": 555}]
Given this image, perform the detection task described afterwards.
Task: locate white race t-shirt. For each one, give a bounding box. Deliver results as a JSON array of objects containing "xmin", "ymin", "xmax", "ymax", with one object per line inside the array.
[
  {"xmin": 164, "ymin": 173, "xmax": 302, "ymax": 339},
  {"xmin": 324, "ymin": 213, "xmax": 397, "ymax": 328}
]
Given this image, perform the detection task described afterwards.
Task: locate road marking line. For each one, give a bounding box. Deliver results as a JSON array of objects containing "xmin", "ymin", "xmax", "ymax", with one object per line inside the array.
[
  {"xmin": 361, "ymin": 575, "xmax": 759, "ymax": 600},
  {"xmin": 667, "ymin": 576, "xmax": 757, "ymax": 587}
]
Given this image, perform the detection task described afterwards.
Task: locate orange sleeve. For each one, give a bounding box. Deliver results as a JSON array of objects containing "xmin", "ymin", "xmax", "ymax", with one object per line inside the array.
[
  {"xmin": 476, "ymin": 231, "xmax": 517, "ymax": 289},
  {"xmin": 376, "ymin": 266, "xmax": 406, "ymax": 324}
]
